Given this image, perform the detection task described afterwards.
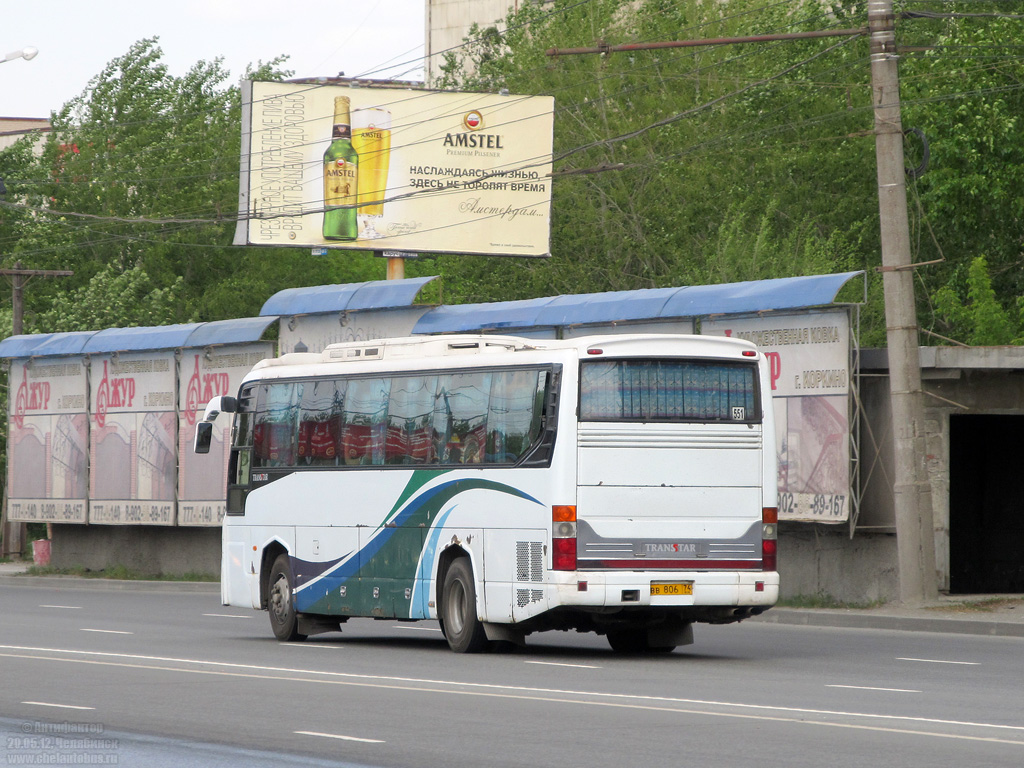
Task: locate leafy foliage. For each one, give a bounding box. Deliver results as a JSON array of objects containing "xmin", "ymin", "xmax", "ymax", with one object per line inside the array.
[
  {"xmin": 34, "ymin": 263, "xmax": 185, "ymax": 332},
  {"xmin": 432, "ymin": 0, "xmax": 875, "ymax": 309},
  {"xmin": 434, "ymin": 0, "xmax": 1024, "ymax": 347},
  {"xmin": 934, "ymin": 256, "xmax": 1022, "ymax": 345},
  {"xmin": 1, "ymin": 4, "xmax": 1023, "ymax": 349},
  {"xmin": 0, "ymin": 38, "xmax": 380, "ymax": 335}
]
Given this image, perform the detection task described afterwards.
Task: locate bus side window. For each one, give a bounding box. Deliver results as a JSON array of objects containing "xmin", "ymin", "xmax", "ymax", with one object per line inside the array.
[
  {"xmin": 436, "ymin": 371, "xmax": 490, "ymax": 465},
  {"xmin": 253, "ymin": 382, "xmax": 299, "ymax": 468},
  {"xmin": 342, "ymin": 377, "xmax": 390, "ymax": 466},
  {"xmin": 486, "ymin": 369, "xmax": 547, "ymax": 463},
  {"xmin": 386, "ymin": 375, "xmax": 437, "ymax": 465},
  {"xmin": 298, "ymin": 379, "xmax": 345, "ymax": 466}
]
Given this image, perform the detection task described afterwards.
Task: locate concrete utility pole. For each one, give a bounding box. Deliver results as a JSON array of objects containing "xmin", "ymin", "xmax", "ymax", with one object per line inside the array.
[
  {"xmin": 1, "ymin": 262, "xmax": 72, "ymax": 335},
  {"xmin": 0, "ymin": 262, "xmax": 73, "ymax": 559},
  {"xmin": 868, "ymin": 0, "xmax": 937, "ymax": 604}
]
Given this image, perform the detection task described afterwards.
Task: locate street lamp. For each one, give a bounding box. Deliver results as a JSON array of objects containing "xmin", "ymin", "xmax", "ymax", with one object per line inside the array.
[
  {"xmin": 0, "ymin": 43, "xmax": 39, "ymax": 561},
  {"xmin": 2, "ymin": 47, "xmax": 38, "ymax": 64}
]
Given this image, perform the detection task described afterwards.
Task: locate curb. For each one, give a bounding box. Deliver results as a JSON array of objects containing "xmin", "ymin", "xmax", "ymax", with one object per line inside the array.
[
  {"xmin": 0, "ymin": 574, "xmax": 220, "ymax": 594},
  {"xmin": 755, "ymin": 608, "xmax": 1024, "ymax": 638}
]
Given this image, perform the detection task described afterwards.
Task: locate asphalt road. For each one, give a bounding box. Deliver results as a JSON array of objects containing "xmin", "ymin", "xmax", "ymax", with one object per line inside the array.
[{"xmin": 2, "ymin": 582, "xmax": 1023, "ymax": 768}]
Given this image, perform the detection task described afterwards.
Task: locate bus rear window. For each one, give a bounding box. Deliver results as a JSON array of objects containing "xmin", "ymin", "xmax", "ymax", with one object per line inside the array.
[{"xmin": 580, "ymin": 359, "xmax": 759, "ymax": 422}]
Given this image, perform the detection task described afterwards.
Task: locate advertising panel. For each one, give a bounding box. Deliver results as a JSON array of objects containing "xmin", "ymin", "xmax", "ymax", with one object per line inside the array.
[
  {"xmin": 177, "ymin": 343, "xmax": 273, "ymax": 526},
  {"xmin": 278, "ymin": 307, "xmax": 430, "ymax": 356},
  {"xmin": 703, "ymin": 309, "xmax": 852, "ymax": 522},
  {"xmin": 7, "ymin": 357, "xmax": 88, "ymax": 523},
  {"xmin": 235, "ymin": 81, "xmax": 555, "ymax": 257},
  {"xmin": 89, "ymin": 351, "xmax": 177, "ymax": 525}
]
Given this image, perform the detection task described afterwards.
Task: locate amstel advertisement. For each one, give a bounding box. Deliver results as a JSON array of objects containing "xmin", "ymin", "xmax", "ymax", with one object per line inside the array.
[{"xmin": 234, "ymin": 81, "xmax": 555, "ymax": 257}]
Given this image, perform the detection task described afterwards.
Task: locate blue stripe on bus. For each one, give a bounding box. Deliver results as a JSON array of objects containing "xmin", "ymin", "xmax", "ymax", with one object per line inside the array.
[
  {"xmin": 292, "ymin": 476, "xmax": 543, "ymax": 615},
  {"xmin": 410, "ymin": 505, "xmax": 457, "ymax": 619}
]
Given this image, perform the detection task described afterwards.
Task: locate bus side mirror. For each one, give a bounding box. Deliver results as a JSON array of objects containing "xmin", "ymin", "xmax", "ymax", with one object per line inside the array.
[
  {"xmin": 194, "ymin": 421, "xmax": 214, "ymax": 454},
  {"xmin": 194, "ymin": 395, "xmax": 238, "ymax": 454},
  {"xmin": 203, "ymin": 395, "xmax": 237, "ymax": 421}
]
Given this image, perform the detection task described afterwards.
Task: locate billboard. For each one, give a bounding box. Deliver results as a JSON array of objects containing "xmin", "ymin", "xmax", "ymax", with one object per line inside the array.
[
  {"xmin": 234, "ymin": 81, "xmax": 555, "ymax": 257},
  {"xmin": 89, "ymin": 351, "xmax": 177, "ymax": 525},
  {"xmin": 177, "ymin": 343, "xmax": 273, "ymax": 526},
  {"xmin": 703, "ymin": 309, "xmax": 852, "ymax": 522},
  {"xmin": 7, "ymin": 358, "xmax": 88, "ymax": 523}
]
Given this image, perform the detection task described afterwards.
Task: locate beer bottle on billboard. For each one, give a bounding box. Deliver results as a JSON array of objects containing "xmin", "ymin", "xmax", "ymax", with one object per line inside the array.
[{"xmin": 323, "ymin": 96, "xmax": 359, "ymax": 241}]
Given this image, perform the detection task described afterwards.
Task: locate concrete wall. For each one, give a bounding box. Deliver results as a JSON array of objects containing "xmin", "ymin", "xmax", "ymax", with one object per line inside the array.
[
  {"xmin": 425, "ymin": 0, "xmax": 517, "ymax": 84},
  {"xmin": 778, "ymin": 526, "xmax": 899, "ymax": 604},
  {"xmin": 859, "ymin": 347, "xmax": 1024, "ymax": 592},
  {"xmin": 50, "ymin": 525, "xmax": 220, "ymax": 577}
]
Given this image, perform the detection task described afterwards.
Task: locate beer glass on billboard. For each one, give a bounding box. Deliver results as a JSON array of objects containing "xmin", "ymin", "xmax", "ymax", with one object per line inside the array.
[{"xmin": 351, "ymin": 107, "xmax": 391, "ymax": 239}]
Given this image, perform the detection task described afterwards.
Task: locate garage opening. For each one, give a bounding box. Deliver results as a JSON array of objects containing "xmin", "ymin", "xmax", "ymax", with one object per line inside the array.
[{"xmin": 949, "ymin": 414, "xmax": 1024, "ymax": 594}]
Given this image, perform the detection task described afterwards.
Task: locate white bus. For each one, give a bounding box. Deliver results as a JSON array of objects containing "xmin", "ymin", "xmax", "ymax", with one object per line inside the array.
[{"xmin": 195, "ymin": 333, "xmax": 778, "ymax": 653}]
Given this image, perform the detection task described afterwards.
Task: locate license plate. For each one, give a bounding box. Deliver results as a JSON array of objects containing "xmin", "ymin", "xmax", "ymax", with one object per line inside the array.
[{"xmin": 650, "ymin": 582, "xmax": 693, "ymax": 596}]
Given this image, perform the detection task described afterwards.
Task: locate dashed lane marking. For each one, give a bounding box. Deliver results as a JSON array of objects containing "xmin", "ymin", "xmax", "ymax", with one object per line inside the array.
[{"xmin": 295, "ymin": 730, "xmax": 384, "ymax": 744}]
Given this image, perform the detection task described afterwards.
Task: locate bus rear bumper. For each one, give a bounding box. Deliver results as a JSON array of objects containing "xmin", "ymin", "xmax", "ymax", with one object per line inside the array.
[{"xmin": 550, "ymin": 570, "xmax": 779, "ymax": 611}]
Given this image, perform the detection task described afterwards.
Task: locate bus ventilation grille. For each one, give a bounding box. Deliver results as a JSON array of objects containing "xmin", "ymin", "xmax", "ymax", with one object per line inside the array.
[
  {"xmin": 516, "ymin": 541, "xmax": 544, "ymax": 608},
  {"xmin": 516, "ymin": 541, "xmax": 544, "ymax": 582}
]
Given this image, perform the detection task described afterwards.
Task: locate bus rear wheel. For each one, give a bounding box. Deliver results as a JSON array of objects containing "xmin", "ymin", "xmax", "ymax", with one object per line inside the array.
[
  {"xmin": 442, "ymin": 558, "xmax": 488, "ymax": 653},
  {"xmin": 268, "ymin": 554, "xmax": 307, "ymax": 642}
]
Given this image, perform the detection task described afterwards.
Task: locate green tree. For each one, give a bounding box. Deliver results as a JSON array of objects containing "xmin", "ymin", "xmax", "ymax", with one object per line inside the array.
[
  {"xmin": 934, "ymin": 256, "xmax": 1022, "ymax": 345},
  {"xmin": 432, "ymin": 0, "xmax": 875, "ymax": 307},
  {"xmin": 432, "ymin": 0, "xmax": 1024, "ymax": 348},
  {"xmin": 0, "ymin": 38, "xmax": 381, "ymax": 335},
  {"xmin": 34, "ymin": 263, "xmax": 185, "ymax": 332},
  {"xmin": 901, "ymin": 11, "xmax": 1024, "ymax": 324}
]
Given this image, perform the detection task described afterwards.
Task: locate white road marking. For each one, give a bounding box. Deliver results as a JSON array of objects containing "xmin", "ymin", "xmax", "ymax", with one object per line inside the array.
[
  {"xmin": 295, "ymin": 730, "xmax": 384, "ymax": 744},
  {"xmin": 525, "ymin": 661, "xmax": 601, "ymax": 669},
  {"xmin": 22, "ymin": 701, "xmax": 94, "ymax": 711},
  {"xmin": 40, "ymin": 605, "xmax": 82, "ymax": 610},
  {"xmin": 282, "ymin": 643, "xmax": 339, "ymax": 648},
  {"xmin": 898, "ymin": 657, "xmax": 980, "ymax": 666},
  {"xmin": 394, "ymin": 626, "xmax": 443, "ymax": 632},
  {"xmin": 80, "ymin": 629, "xmax": 134, "ymax": 635},
  {"xmin": 1, "ymin": 645, "xmax": 1022, "ymax": 745},
  {"xmin": 202, "ymin": 613, "xmax": 253, "ymax": 619},
  {"xmin": 823, "ymin": 692, "xmax": 921, "ymax": 696}
]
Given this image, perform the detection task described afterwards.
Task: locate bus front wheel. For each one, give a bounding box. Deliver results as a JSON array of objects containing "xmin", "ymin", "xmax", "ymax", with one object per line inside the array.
[
  {"xmin": 268, "ymin": 554, "xmax": 307, "ymax": 642},
  {"xmin": 441, "ymin": 558, "xmax": 488, "ymax": 653}
]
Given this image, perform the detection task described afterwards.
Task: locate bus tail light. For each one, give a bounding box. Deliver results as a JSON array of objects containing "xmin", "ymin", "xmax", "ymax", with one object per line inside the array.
[
  {"xmin": 552, "ymin": 505, "xmax": 577, "ymax": 571},
  {"xmin": 762, "ymin": 507, "xmax": 778, "ymax": 572}
]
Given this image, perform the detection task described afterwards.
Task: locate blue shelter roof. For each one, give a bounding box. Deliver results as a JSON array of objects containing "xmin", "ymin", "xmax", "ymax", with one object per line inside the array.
[
  {"xmin": 82, "ymin": 324, "xmax": 203, "ymax": 355},
  {"xmin": 184, "ymin": 317, "xmax": 278, "ymax": 348},
  {"xmin": 260, "ymin": 276, "xmax": 437, "ymax": 316},
  {"xmin": 412, "ymin": 272, "xmax": 863, "ymax": 334},
  {"xmin": 32, "ymin": 331, "xmax": 98, "ymax": 357},
  {"xmin": 0, "ymin": 334, "xmax": 56, "ymax": 358},
  {"xmin": 0, "ymin": 317, "xmax": 278, "ymax": 360}
]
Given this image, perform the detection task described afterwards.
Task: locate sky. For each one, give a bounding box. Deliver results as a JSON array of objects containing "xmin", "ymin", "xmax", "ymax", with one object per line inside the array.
[{"xmin": 1, "ymin": 0, "xmax": 426, "ymax": 118}]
